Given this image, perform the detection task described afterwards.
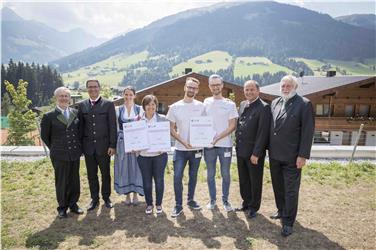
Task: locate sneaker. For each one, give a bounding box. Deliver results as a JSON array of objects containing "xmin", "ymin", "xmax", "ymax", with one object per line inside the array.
[
  {"xmin": 206, "ymin": 200, "xmax": 216, "ymax": 210},
  {"xmin": 187, "ymin": 200, "xmax": 202, "ymax": 210},
  {"xmin": 171, "ymin": 206, "xmax": 183, "ymax": 217},
  {"xmin": 223, "ymin": 201, "xmax": 234, "ymax": 212},
  {"xmin": 145, "ymin": 205, "xmax": 153, "ymax": 215},
  {"xmin": 156, "ymin": 206, "xmax": 163, "ymax": 214}
]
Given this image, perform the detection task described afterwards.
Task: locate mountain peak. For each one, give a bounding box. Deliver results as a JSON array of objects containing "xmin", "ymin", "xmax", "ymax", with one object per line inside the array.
[{"xmin": 1, "ymin": 7, "xmax": 23, "ymax": 22}]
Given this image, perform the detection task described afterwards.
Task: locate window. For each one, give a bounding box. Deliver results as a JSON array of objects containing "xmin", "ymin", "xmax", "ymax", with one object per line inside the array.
[
  {"xmin": 158, "ymin": 103, "xmax": 165, "ymax": 113},
  {"xmin": 359, "ymin": 105, "xmax": 370, "ymax": 117},
  {"xmin": 316, "ymin": 104, "xmax": 330, "ymax": 116},
  {"xmin": 345, "ymin": 105, "xmax": 354, "ymax": 117}
]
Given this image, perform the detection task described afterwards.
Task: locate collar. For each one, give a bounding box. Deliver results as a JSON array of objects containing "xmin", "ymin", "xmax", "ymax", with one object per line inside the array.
[
  {"xmin": 56, "ymin": 106, "xmax": 69, "ymax": 113},
  {"xmin": 247, "ymin": 96, "xmax": 259, "ymax": 105},
  {"xmin": 142, "ymin": 112, "xmax": 157, "ymax": 123},
  {"xmin": 89, "ymin": 96, "xmax": 101, "ymax": 103}
]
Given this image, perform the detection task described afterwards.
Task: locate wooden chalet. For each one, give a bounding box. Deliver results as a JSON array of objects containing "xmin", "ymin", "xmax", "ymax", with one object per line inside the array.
[
  {"xmin": 113, "ymin": 72, "xmax": 244, "ymax": 112},
  {"xmin": 260, "ymin": 74, "xmax": 376, "ymax": 146}
]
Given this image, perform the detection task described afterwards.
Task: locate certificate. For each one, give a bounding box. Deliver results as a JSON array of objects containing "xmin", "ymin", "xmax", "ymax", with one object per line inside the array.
[
  {"xmin": 123, "ymin": 120, "xmax": 148, "ymax": 152},
  {"xmin": 189, "ymin": 116, "xmax": 216, "ymax": 148},
  {"xmin": 147, "ymin": 121, "xmax": 171, "ymax": 153}
]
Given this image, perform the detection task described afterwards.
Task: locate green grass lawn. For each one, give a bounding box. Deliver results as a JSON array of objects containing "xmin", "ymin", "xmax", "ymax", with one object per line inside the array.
[
  {"xmin": 292, "ymin": 57, "xmax": 376, "ymax": 76},
  {"xmin": 2, "ymin": 158, "xmax": 375, "ymax": 249},
  {"xmin": 234, "ymin": 57, "xmax": 292, "ymax": 77},
  {"xmin": 170, "ymin": 50, "xmax": 233, "ymax": 76},
  {"xmin": 62, "ymin": 51, "xmax": 149, "ymax": 87}
]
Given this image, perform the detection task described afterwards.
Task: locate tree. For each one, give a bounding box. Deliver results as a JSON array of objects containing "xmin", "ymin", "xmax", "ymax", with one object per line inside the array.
[
  {"xmin": 1, "ymin": 92, "xmax": 13, "ymax": 116},
  {"xmin": 4, "ymin": 80, "xmax": 37, "ymax": 145}
]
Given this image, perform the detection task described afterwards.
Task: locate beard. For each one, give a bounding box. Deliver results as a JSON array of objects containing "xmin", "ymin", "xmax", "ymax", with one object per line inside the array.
[
  {"xmin": 281, "ymin": 90, "xmax": 296, "ymax": 101},
  {"xmin": 186, "ymin": 91, "xmax": 195, "ymax": 98}
]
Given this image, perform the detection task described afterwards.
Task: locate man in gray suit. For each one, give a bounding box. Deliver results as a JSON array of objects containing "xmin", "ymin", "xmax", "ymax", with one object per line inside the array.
[{"xmin": 269, "ymin": 75, "xmax": 315, "ymax": 237}]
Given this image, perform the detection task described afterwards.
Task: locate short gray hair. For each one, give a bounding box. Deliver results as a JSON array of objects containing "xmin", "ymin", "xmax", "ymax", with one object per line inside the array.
[
  {"xmin": 280, "ymin": 75, "xmax": 298, "ymax": 88},
  {"xmin": 208, "ymin": 74, "xmax": 223, "ymax": 84},
  {"xmin": 54, "ymin": 87, "xmax": 71, "ymax": 97}
]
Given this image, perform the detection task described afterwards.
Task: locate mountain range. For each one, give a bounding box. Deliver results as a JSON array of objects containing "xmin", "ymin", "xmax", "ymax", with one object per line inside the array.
[
  {"xmin": 336, "ymin": 14, "xmax": 376, "ymax": 30},
  {"xmin": 51, "ymin": 1, "xmax": 375, "ymax": 73},
  {"xmin": 1, "ymin": 7, "xmax": 106, "ymax": 64}
]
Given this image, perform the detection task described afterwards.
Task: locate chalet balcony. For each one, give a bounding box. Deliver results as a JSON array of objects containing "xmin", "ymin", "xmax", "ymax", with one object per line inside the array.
[{"xmin": 315, "ymin": 116, "xmax": 376, "ymax": 131}]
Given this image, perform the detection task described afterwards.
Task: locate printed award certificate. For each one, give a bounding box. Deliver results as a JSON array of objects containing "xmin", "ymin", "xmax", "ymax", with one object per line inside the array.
[
  {"xmin": 146, "ymin": 121, "xmax": 171, "ymax": 153},
  {"xmin": 123, "ymin": 120, "xmax": 148, "ymax": 152},
  {"xmin": 189, "ymin": 116, "xmax": 215, "ymax": 147}
]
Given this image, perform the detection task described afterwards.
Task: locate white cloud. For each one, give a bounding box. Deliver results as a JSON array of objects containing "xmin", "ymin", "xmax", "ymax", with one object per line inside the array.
[
  {"xmin": 3, "ymin": 0, "xmax": 218, "ymax": 39},
  {"xmin": 3, "ymin": 0, "xmax": 375, "ymax": 39}
]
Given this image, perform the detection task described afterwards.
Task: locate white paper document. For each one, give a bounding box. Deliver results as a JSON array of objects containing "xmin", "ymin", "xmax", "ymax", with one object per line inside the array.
[
  {"xmin": 189, "ymin": 116, "xmax": 216, "ymax": 148},
  {"xmin": 123, "ymin": 120, "xmax": 149, "ymax": 152},
  {"xmin": 147, "ymin": 121, "xmax": 171, "ymax": 153}
]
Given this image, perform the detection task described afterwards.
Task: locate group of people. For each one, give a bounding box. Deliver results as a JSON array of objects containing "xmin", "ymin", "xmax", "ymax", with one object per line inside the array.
[{"xmin": 40, "ymin": 74, "xmax": 314, "ymax": 237}]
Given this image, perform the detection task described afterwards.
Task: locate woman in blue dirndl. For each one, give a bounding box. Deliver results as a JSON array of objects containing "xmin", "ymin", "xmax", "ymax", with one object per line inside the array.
[{"xmin": 114, "ymin": 86, "xmax": 144, "ymax": 204}]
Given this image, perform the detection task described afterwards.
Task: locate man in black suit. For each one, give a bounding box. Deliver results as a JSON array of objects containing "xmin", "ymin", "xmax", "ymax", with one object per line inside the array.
[
  {"xmin": 41, "ymin": 87, "xmax": 84, "ymax": 218},
  {"xmin": 269, "ymin": 75, "xmax": 315, "ymax": 237},
  {"xmin": 235, "ymin": 80, "xmax": 271, "ymax": 218},
  {"xmin": 78, "ymin": 79, "xmax": 117, "ymax": 210}
]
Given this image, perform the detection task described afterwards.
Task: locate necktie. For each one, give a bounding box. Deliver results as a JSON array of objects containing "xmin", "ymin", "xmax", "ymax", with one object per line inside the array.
[
  {"xmin": 64, "ymin": 109, "xmax": 69, "ymax": 120},
  {"xmin": 281, "ymin": 99, "xmax": 286, "ymax": 113}
]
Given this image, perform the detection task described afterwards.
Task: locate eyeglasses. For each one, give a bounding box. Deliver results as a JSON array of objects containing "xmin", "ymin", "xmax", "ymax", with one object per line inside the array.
[
  {"xmin": 186, "ymin": 86, "xmax": 198, "ymax": 90},
  {"xmin": 209, "ymin": 84, "xmax": 222, "ymax": 88}
]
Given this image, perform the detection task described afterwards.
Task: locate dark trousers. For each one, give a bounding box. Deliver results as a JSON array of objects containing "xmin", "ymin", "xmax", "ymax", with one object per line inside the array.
[
  {"xmin": 236, "ymin": 155, "xmax": 264, "ymax": 212},
  {"xmin": 51, "ymin": 158, "xmax": 80, "ymax": 212},
  {"xmin": 137, "ymin": 153, "xmax": 167, "ymax": 206},
  {"xmin": 84, "ymin": 154, "xmax": 111, "ymax": 201},
  {"xmin": 270, "ymin": 158, "xmax": 302, "ymax": 226}
]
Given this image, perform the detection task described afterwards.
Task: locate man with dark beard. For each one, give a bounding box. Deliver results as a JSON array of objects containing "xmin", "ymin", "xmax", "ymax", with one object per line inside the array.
[{"xmin": 269, "ymin": 75, "xmax": 315, "ymax": 237}]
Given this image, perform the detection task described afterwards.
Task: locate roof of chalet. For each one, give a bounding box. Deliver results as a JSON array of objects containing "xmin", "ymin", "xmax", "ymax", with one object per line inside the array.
[
  {"xmin": 260, "ymin": 75, "xmax": 375, "ymax": 97},
  {"xmin": 135, "ymin": 72, "xmax": 242, "ymax": 94}
]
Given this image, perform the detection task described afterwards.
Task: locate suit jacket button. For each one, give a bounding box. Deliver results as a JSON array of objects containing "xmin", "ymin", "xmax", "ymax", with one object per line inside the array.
[
  {"xmin": 92, "ymin": 115, "xmax": 95, "ymax": 118},
  {"xmin": 274, "ymin": 132, "xmax": 277, "ymax": 135},
  {"xmin": 94, "ymin": 140, "xmax": 96, "ymax": 143},
  {"xmin": 93, "ymin": 123, "xmax": 96, "ymax": 126},
  {"xmin": 93, "ymin": 131, "xmax": 96, "ymax": 134},
  {"xmin": 69, "ymin": 147, "xmax": 72, "ymax": 149}
]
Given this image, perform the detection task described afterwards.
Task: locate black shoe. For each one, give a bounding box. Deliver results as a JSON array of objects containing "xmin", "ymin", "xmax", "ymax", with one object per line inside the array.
[
  {"xmin": 248, "ymin": 210, "xmax": 257, "ymax": 218},
  {"xmin": 281, "ymin": 225, "xmax": 293, "ymax": 237},
  {"xmin": 270, "ymin": 211, "xmax": 282, "ymax": 219},
  {"xmin": 58, "ymin": 210, "xmax": 67, "ymax": 219},
  {"xmin": 235, "ymin": 206, "xmax": 248, "ymax": 212},
  {"xmin": 70, "ymin": 204, "xmax": 84, "ymax": 214},
  {"xmin": 87, "ymin": 200, "xmax": 99, "ymax": 211},
  {"xmin": 104, "ymin": 198, "xmax": 113, "ymax": 208},
  {"xmin": 187, "ymin": 200, "xmax": 201, "ymax": 210}
]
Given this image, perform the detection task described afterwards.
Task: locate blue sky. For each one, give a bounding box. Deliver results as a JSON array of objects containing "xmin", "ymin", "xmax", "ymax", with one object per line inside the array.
[{"xmin": 3, "ymin": 0, "xmax": 375, "ymax": 39}]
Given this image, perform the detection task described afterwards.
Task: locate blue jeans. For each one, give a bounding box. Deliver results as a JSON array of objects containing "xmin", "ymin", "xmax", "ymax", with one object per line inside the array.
[
  {"xmin": 173, "ymin": 150, "xmax": 202, "ymax": 207},
  {"xmin": 137, "ymin": 153, "xmax": 167, "ymax": 206},
  {"xmin": 204, "ymin": 147, "xmax": 232, "ymax": 203}
]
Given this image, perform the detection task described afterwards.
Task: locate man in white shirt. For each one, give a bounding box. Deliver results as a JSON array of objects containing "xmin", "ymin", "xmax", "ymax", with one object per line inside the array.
[
  {"xmin": 166, "ymin": 77, "xmax": 205, "ymax": 217},
  {"xmin": 204, "ymin": 74, "xmax": 238, "ymax": 212}
]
